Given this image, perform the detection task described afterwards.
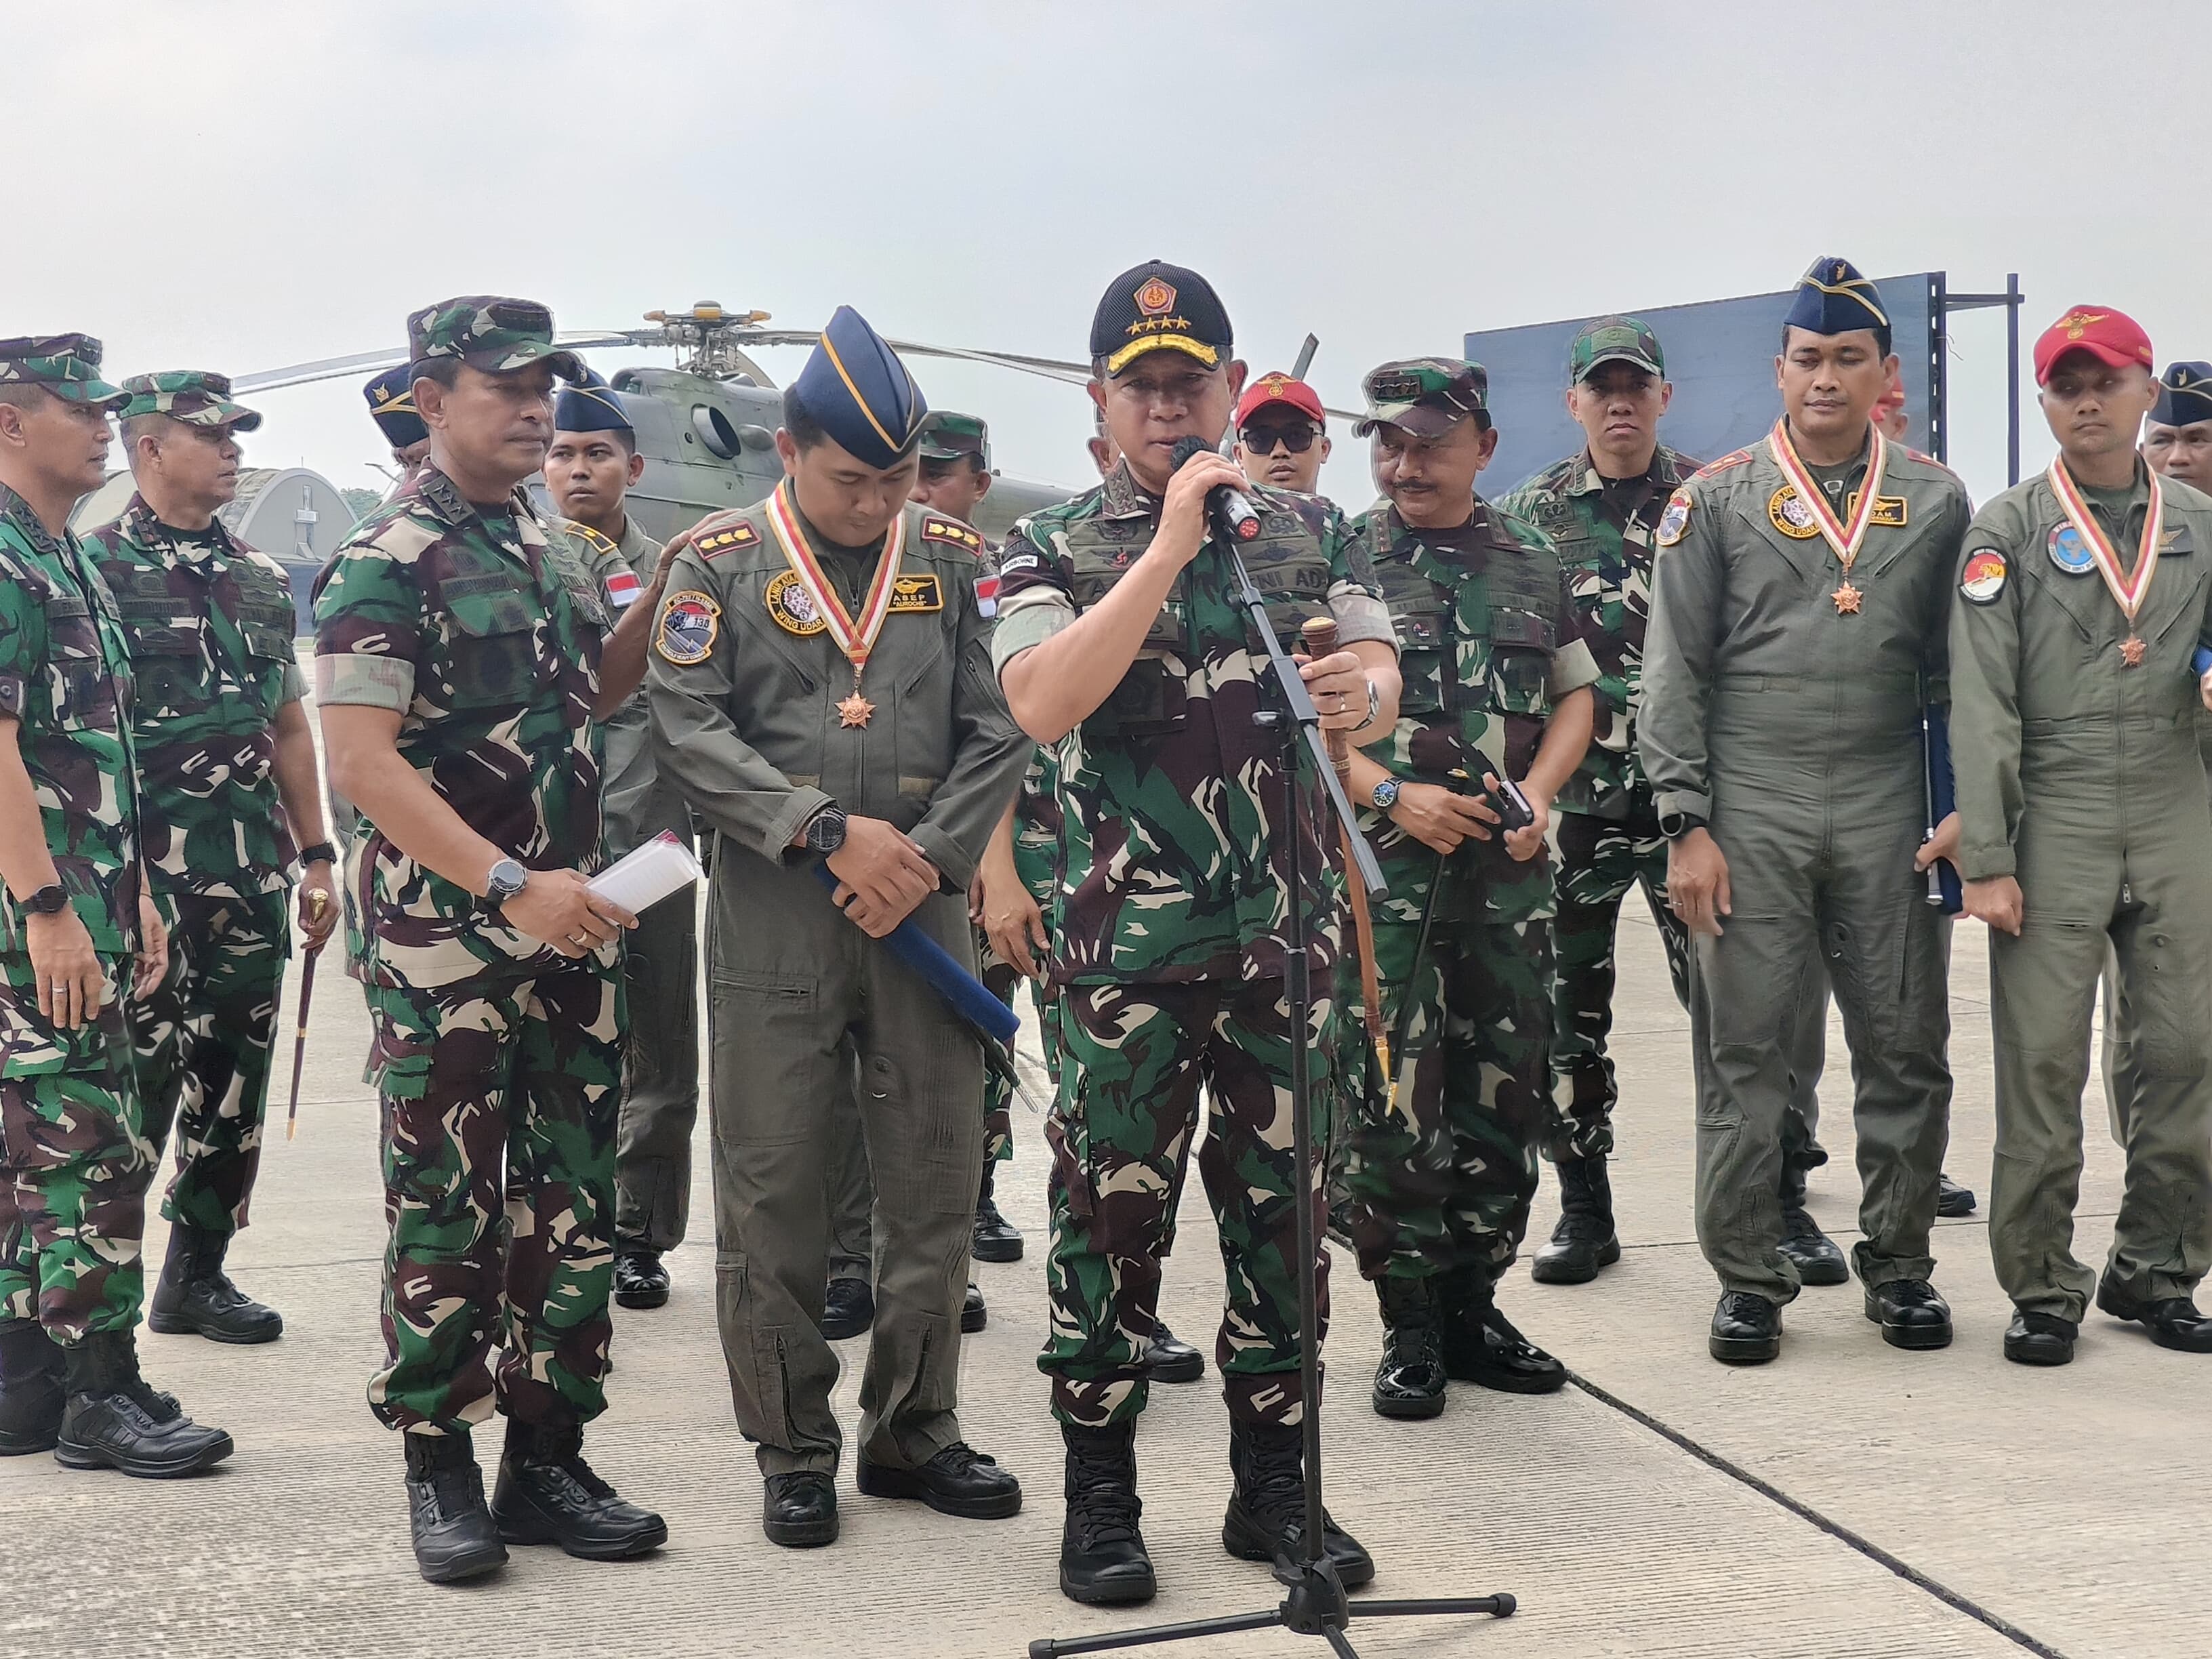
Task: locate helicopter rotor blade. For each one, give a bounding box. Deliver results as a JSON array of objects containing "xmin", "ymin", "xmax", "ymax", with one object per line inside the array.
[
  {"xmin": 1290, "ymin": 333, "xmax": 1320, "ymax": 382},
  {"xmin": 232, "ymin": 332, "xmax": 644, "ymax": 394}
]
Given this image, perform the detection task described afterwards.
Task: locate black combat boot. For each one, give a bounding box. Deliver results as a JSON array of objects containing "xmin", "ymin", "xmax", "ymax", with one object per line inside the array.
[
  {"xmin": 1936, "ymin": 1172, "xmax": 1978, "ymax": 1218},
  {"xmin": 1437, "ymin": 1272, "xmax": 1567, "ymax": 1393},
  {"xmin": 0, "ymin": 1319, "xmax": 66, "ymax": 1456},
  {"xmin": 405, "ymin": 1430, "xmax": 508, "ymax": 1584},
  {"xmin": 1143, "ymin": 1319, "xmax": 1204, "ymax": 1384},
  {"xmin": 1220, "ymin": 1421, "xmax": 1374, "ymax": 1588},
  {"xmin": 1531, "ymin": 1155, "xmax": 1622, "ymax": 1286},
  {"xmin": 1371, "ymin": 1277, "xmax": 1447, "ymax": 1420},
  {"xmin": 972, "ymin": 1164, "xmax": 1023, "ymax": 1263},
  {"xmin": 490, "ymin": 1417, "xmax": 668, "ymax": 1560},
  {"xmin": 1778, "ymin": 1163, "xmax": 1849, "ymax": 1286},
  {"xmin": 1059, "ymin": 1422, "xmax": 1154, "ymax": 1605},
  {"xmin": 1710, "ymin": 1292, "xmax": 1783, "ymax": 1364},
  {"xmin": 963, "ymin": 1281, "xmax": 988, "ymax": 1333},
  {"xmin": 821, "ymin": 1275, "xmax": 874, "ymax": 1340},
  {"xmin": 146, "ymin": 1223, "xmax": 283, "ymax": 1344},
  {"xmin": 54, "ymin": 1328, "xmax": 233, "ymax": 1477},
  {"xmin": 612, "ymin": 1246, "xmax": 670, "ymax": 1310}
]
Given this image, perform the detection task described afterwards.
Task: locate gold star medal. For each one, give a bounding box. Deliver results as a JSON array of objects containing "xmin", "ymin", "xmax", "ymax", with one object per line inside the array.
[
  {"xmin": 1765, "ymin": 417, "xmax": 1891, "ymax": 617},
  {"xmin": 763, "ymin": 481, "xmax": 906, "ymax": 726},
  {"xmin": 2045, "ymin": 457, "xmax": 2165, "ymax": 670},
  {"xmin": 1832, "ymin": 581, "xmax": 1863, "ymax": 615}
]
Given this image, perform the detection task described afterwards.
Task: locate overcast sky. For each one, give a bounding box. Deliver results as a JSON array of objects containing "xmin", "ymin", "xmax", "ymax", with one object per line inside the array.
[{"xmin": 9, "ymin": 0, "xmax": 2208, "ymax": 510}]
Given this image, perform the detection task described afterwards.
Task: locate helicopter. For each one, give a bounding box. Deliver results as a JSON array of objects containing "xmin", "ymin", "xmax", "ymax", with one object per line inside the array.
[{"xmin": 232, "ymin": 302, "xmax": 1097, "ymax": 547}]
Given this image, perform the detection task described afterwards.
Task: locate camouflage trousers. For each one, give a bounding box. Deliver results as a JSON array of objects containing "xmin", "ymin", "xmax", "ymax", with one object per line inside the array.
[
  {"xmin": 613, "ymin": 886, "xmax": 701, "ymax": 1254},
  {"xmin": 0, "ymin": 958, "xmax": 153, "ymax": 1343},
  {"xmin": 363, "ymin": 957, "xmax": 622, "ymax": 1434},
  {"xmin": 982, "ymin": 958, "xmax": 1020, "ymax": 1166},
  {"xmin": 1338, "ymin": 873, "xmax": 1553, "ymax": 1292},
  {"xmin": 1040, "ymin": 977, "xmax": 1330, "ymax": 1430},
  {"xmin": 130, "ymin": 891, "xmax": 290, "ymax": 1236}
]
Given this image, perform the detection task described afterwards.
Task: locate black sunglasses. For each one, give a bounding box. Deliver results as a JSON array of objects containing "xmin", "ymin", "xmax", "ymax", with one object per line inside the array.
[{"xmin": 1240, "ymin": 422, "xmax": 1322, "ymax": 455}]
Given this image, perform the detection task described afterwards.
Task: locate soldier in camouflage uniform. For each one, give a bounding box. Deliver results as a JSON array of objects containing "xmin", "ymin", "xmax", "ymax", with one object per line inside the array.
[
  {"xmin": 315, "ymin": 298, "xmax": 665, "ymax": 1584},
  {"xmin": 1332, "ymin": 360, "xmax": 1597, "ymax": 1421},
  {"xmin": 85, "ymin": 371, "xmax": 339, "ymax": 1349},
  {"xmin": 995, "ymin": 262, "xmax": 1400, "ymax": 1606},
  {"xmin": 539, "ymin": 371, "xmax": 693, "ymax": 1315},
  {"xmin": 0, "ymin": 335, "xmax": 232, "ymax": 1479}
]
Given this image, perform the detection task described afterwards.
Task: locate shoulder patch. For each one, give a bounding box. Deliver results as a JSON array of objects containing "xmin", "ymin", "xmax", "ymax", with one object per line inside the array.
[
  {"xmin": 697, "ymin": 521, "xmax": 760, "ymax": 559},
  {"xmin": 1960, "ymin": 549, "xmax": 2007, "ymax": 605},
  {"xmin": 655, "ymin": 589, "xmax": 721, "ymax": 663},
  {"xmin": 998, "ymin": 550, "xmax": 1041, "ymax": 574},
  {"xmin": 921, "ymin": 516, "xmax": 985, "ymax": 554},
  {"xmin": 557, "ymin": 517, "xmax": 621, "ymax": 560},
  {"xmin": 1695, "ymin": 449, "xmax": 1754, "ymax": 478},
  {"xmin": 1655, "ymin": 489, "xmax": 1692, "ymax": 547}
]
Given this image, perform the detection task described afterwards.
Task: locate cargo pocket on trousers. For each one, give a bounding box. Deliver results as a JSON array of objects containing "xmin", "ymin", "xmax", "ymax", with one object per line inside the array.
[{"xmin": 862, "ymin": 1050, "xmax": 977, "ymax": 1218}]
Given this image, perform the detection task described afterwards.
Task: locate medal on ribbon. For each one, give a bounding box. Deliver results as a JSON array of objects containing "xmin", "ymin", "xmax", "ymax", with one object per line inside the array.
[
  {"xmin": 2046, "ymin": 459, "xmax": 2165, "ymax": 667},
  {"xmin": 763, "ymin": 482, "xmax": 907, "ymax": 725},
  {"xmin": 1766, "ymin": 418, "xmax": 1891, "ymax": 615}
]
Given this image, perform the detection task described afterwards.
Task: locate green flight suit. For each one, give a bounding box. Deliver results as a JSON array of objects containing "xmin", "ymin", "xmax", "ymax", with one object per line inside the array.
[
  {"xmin": 1640, "ymin": 434, "xmax": 1971, "ymax": 1303},
  {"xmin": 647, "ymin": 495, "xmax": 1025, "ymax": 1479},
  {"xmin": 1948, "ymin": 465, "xmax": 2212, "ymax": 1322}
]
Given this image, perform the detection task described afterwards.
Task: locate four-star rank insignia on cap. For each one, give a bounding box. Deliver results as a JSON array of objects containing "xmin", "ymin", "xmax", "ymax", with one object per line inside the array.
[
  {"xmin": 697, "ymin": 520, "xmax": 760, "ymax": 559},
  {"xmin": 1655, "ymin": 489, "xmax": 1692, "ymax": 547},
  {"xmin": 1960, "ymin": 550, "xmax": 2008, "ymax": 605},
  {"xmin": 655, "ymin": 590, "xmax": 722, "ymax": 663}
]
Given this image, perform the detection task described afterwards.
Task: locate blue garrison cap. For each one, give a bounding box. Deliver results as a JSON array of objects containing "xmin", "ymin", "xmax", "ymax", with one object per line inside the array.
[
  {"xmin": 2152, "ymin": 361, "xmax": 2212, "ymax": 428},
  {"xmin": 364, "ymin": 364, "xmax": 427, "ymax": 450},
  {"xmin": 1784, "ymin": 257, "xmax": 1891, "ymax": 349},
  {"xmin": 791, "ymin": 305, "xmax": 927, "ymax": 470},
  {"xmin": 554, "ymin": 367, "xmax": 633, "ymax": 435}
]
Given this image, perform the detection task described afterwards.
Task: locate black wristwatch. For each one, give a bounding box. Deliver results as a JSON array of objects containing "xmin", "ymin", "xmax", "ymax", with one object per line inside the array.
[
  {"xmin": 23, "ymin": 883, "xmax": 70, "ymax": 916},
  {"xmin": 1370, "ymin": 778, "xmax": 1401, "ymax": 813},
  {"xmin": 1659, "ymin": 811, "xmax": 1708, "ymax": 841},
  {"xmin": 803, "ymin": 804, "xmax": 848, "ymax": 856},
  {"xmin": 483, "ymin": 858, "xmax": 529, "ymax": 913},
  {"xmin": 295, "ymin": 842, "xmax": 338, "ymax": 869}
]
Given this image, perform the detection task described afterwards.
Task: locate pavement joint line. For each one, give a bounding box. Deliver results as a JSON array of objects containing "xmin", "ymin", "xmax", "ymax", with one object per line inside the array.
[{"xmin": 1565, "ymin": 1372, "xmax": 2072, "ymax": 1659}]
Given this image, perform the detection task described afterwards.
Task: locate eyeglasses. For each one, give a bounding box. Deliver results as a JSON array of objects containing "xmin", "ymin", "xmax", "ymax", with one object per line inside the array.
[{"xmin": 1240, "ymin": 423, "xmax": 1322, "ymax": 455}]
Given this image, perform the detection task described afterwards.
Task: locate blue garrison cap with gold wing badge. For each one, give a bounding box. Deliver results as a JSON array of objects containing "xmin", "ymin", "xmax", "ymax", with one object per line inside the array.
[
  {"xmin": 2152, "ymin": 361, "xmax": 2212, "ymax": 429},
  {"xmin": 791, "ymin": 306, "xmax": 927, "ymax": 470},
  {"xmin": 363, "ymin": 364, "xmax": 426, "ymax": 449},
  {"xmin": 555, "ymin": 367, "xmax": 633, "ymax": 436},
  {"xmin": 1784, "ymin": 257, "xmax": 1891, "ymax": 352}
]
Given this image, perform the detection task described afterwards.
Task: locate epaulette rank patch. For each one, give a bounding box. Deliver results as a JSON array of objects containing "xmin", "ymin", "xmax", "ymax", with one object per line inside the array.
[
  {"xmin": 921, "ymin": 516, "xmax": 983, "ymax": 554},
  {"xmin": 1700, "ymin": 449, "xmax": 1754, "ymax": 476},
  {"xmin": 698, "ymin": 522, "xmax": 760, "ymax": 559}
]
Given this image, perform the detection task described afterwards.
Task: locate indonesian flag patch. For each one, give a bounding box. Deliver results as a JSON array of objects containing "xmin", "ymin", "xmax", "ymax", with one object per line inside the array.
[
  {"xmin": 605, "ymin": 569, "xmax": 642, "ymax": 609},
  {"xmin": 976, "ymin": 573, "xmax": 1000, "ymax": 617}
]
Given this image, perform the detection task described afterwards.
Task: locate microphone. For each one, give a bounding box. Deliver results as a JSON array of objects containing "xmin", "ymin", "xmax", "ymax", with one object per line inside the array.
[{"xmin": 1168, "ymin": 434, "xmax": 1263, "ymax": 541}]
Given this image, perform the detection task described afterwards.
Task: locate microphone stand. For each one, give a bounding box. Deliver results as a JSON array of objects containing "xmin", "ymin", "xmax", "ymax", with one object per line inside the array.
[{"xmin": 1029, "ymin": 530, "xmax": 1517, "ymax": 1658}]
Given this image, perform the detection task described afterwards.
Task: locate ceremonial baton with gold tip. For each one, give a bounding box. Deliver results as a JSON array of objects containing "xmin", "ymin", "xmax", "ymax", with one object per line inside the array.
[
  {"xmin": 1301, "ymin": 617, "xmax": 1391, "ymax": 1092},
  {"xmin": 285, "ymin": 890, "xmax": 331, "ymax": 1141}
]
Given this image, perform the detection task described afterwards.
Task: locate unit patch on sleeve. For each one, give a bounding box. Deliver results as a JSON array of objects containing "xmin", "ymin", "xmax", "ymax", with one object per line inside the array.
[
  {"xmin": 1960, "ymin": 550, "xmax": 2008, "ymax": 605},
  {"xmin": 1655, "ymin": 488, "xmax": 1692, "ymax": 548},
  {"xmin": 655, "ymin": 590, "xmax": 722, "ymax": 663}
]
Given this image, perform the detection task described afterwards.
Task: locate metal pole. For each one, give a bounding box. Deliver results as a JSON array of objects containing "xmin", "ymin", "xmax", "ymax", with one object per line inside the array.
[{"xmin": 2006, "ymin": 272, "xmax": 2022, "ymax": 485}]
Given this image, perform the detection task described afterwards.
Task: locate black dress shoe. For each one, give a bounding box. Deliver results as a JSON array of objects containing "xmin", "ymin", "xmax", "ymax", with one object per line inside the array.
[
  {"xmin": 405, "ymin": 1431, "xmax": 507, "ymax": 1584},
  {"xmin": 1710, "ymin": 1292, "xmax": 1782, "ymax": 1364},
  {"xmin": 1778, "ymin": 1165, "xmax": 1849, "ymax": 1286},
  {"xmin": 0, "ymin": 1321, "xmax": 64, "ymax": 1456},
  {"xmin": 1863, "ymin": 1278, "xmax": 1952, "ymax": 1350},
  {"xmin": 613, "ymin": 1248, "xmax": 669, "ymax": 1311},
  {"xmin": 490, "ymin": 1419, "xmax": 666, "ymax": 1560},
  {"xmin": 1060, "ymin": 1422, "xmax": 1154, "ymax": 1606},
  {"xmin": 1440, "ymin": 1302, "xmax": 1567, "ymax": 1394},
  {"xmin": 821, "ymin": 1277, "xmax": 874, "ymax": 1340},
  {"xmin": 962, "ymin": 1282, "xmax": 988, "ymax": 1334},
  {"xmin": 857, "ymin": 1441, "xmax": 1023, "ymax": 1519},
  {"xmin": 763, "ymin": 1471, "xmax": 840, "ymax": 1547},
  {"xmin": 1936, "ymin": 1172, "xmax": 1978, "ymax": 1218},
  {"xmin": 54, "ymin": 1331, "xmax": 233, "ymax": 1478},
  {"xmin": 972, "ymin": 1166, "xmax": 1024, "ymax": 1263},
  {"xmin": 1221, "ymin": 1421, "xmax": 1374, "ymax": 1589},
  {"xmin": 146, "ymin": 1224, "xmax": 283, "ymax": 1345},
  {"xmin": 2095, "ymin": 1282, "xmax": 2212, "ymax": 1353},
  {"xmin": 1143, "ymin": 1321, "xmax": 1204, "ymax": 1385},
  {"xmin": 1372, "ymin": 1279, "xmax": 1447, "ymax": 1420},
  {"xmin": 1530, "ymin": 1155, "xmax": 1621, "ymax": 1286},
  {"xmin": 2003, "ymin": 1309, "xmax": 2077, "ymax": 1367}
]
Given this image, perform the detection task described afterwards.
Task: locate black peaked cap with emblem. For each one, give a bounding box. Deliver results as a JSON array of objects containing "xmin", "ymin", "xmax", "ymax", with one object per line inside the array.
[{"xmin": 1090, "ymin": 260, "xmax": 1232, "ymax": 377}]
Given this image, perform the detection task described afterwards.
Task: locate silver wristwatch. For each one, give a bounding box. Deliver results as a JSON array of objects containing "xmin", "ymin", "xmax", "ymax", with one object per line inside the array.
[{"xmin": 484, "ymin": 858, "xmax": 529, "ymax": 909}]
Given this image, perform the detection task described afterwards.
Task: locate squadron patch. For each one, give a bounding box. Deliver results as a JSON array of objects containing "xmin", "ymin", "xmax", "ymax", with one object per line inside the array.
[
  {"xmin": 1960, "ymin": 550, "xmax": 2008, "ymax": 605},
  {"xmin": 1655, "ymin": 489, "xmax": 1692, "ymax": 548},
  {"xmin": 2047, "ymin": 523, "xmax": 2094, "ymax": 575},
  {"xmin": 697, "ymin": 521, "xmax": 760, "ymax": 560},
  {"xmin": 886, "ymin": 573, "xmax": 945, "ymax": 613},
  {"xmin": 920, "ymin": 516, "xmax": 983, "ymax": 554},
  {"xmin": 764, "ymin": 569, "xmax": 828, "ymax": 636},
  {"xmin": 1767, "ymin": 486, "xmax": 1822, "ymax": 539},
  {"xmin": 655, "ymin": 590, "xmax": 721, "ymax": 663}
]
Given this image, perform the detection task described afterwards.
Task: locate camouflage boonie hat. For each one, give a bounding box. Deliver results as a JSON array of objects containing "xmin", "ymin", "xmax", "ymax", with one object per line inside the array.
[
  {"xmin": 406, "ymin": 296, "xmax": 583, "ymax": 381},
  {"xmin": 918, "ymin": 410, "xmax": 991, "ymax": 469},
  {"xmin": 1353, "ymin": 357, "xmax": 1488, "ymax": 437},
  {"xmin": 1568, "ymin": 315, "xmax": 1665, "ymax": 382},
  {"xmin": 118, "ymin": 370, "xmax": 262, "ymax": 432},
  {"xmin": 0, "ymin": 333, "xmax": 128, "ymax": 409}
]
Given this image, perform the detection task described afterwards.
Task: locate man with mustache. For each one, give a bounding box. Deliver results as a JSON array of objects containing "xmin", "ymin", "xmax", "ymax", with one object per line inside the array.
[{"xmin": 83, "ymin": 372, "xmax": 339, "ymax": 1348}]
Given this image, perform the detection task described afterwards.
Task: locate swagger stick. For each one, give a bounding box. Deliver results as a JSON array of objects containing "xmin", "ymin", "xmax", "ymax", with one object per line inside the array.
[
  {"xmin": 284, "ymin": 890, "xmax": 331, "ymax": 1141},
  {"xmin": 1302, "ymin": 617, "xmax": 1390, "ymax": 1089}
]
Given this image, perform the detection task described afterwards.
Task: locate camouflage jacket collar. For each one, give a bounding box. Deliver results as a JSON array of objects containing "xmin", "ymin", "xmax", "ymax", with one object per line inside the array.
[
  {"xmin": 1561, "ymin": 446, "xmax": 1689, "ymax": 499},
  {"xmin": 411, "ymin": 464, "xmax": 538, "ymax": 537},
  {"xmin": 1367, "ymin": 495, "xmax": 1500, "ymax": 563},
  {"xmin": 1098, "ymin": 458, "xmax": 1162, "ymax": 522},
  {"xmin": 0, "ymin": 480, "xmax": 70, "ymax": 558},
  {"xmin": 117, "ymin": 492, "xmax": 239, "ymax": 567}
]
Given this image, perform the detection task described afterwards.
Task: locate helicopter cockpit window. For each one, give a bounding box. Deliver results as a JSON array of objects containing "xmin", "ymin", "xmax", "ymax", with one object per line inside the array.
[{"xmin": 693, "ymin": 405, "xmax": 744, "ymax": 459}]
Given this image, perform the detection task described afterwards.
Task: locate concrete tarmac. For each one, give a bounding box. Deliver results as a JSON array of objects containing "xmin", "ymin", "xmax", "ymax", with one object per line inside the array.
[{"xmin": 1, "ymin": 905, "xmax": 2194, "ymax": 1659}]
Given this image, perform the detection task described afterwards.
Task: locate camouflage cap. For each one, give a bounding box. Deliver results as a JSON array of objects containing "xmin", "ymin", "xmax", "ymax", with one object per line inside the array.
[
  {"xmin": 0, "ymin": 333, "xmax": 128, "ymax": 409},
  {"xmin": 1568, "ymin": 315, "xmax": 1664, "ymax": 382},
  {"xmin": 406, "ymin": 296, "xmax": 583, "ymax": 382},
  {"xmin": 118, "ymin": 369, "xmax": 262, "ymax": 432},
  {"xmin": 918, "ymin": 410, "xmax": 990, "ymax": 468},
  {"xmin": 1353, "ymin": 357, "xmax": 1489, "ymax": 438}
]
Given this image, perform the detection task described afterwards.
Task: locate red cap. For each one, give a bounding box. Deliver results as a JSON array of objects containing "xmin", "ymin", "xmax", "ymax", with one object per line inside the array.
[
  {"xmin": 1235, "ymin": 371, "xmax": 1326, "ymax": 429},
  {"xmin": 1873, "ymin": 369, "xmax": 1905, "ymax": 416},
  {"xmin": 2033, "ymin": 306, "xmax": 2155, "ymax": 386}
]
